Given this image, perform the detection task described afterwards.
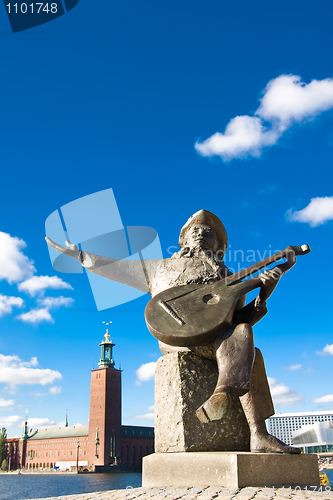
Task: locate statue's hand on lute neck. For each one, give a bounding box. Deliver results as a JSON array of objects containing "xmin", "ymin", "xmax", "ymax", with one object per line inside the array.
[{"xmin": 257, "ymin": 267, "xmax": 282, "ymax": 303}]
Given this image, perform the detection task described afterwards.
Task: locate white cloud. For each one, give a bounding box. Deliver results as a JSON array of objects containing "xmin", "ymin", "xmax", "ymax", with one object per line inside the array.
[
  {"xmin": 135, "ymin": 362, "xmax": 156, "ymax": 385},
  {"xmin": 0, "ymin": 232, "xmax": 35, "ymax": 284},
  {"xmin": 26, "ymin": 419, "xmax": 81, "ymax": 430},
  {"xmin": 38, "ymin": 296, "xmax": 74, "ymax": 309},
  {"xmin": 195, "ymin": 115, "xmax": 278, "ymax": 161},
  {"xmin": 18, "ymin": 296, "xmax": 74, "ymax": 324},
  {"xmin": 0, "ymin": 294, "xmax": 24, "ymax": 317},
  {"xmin": 316, "ymin": 343, "xmax": 333, "ymax": 355},
  {"xmin": 0, "ymin": 415, "xmax": 22, "ymax": 427},
  {"xmin": 257, "ymin": 75, "xmax": 333, "ymax": 127},
  {"xmin": 133, "ymin": 406, "xmax": 155, "ymax": 420},
  {"xmin": 0, "ymin": 355, "xmax": 39, "ymax": 369},
  {"xmin": 195, "ymin": 75, "xmax": 333, "ymax": 161},
  {"xmin": 18, "ymin": 276, "xmax": 73, "ymax": 297},
  {"xmin": 0, "ymin": 398, "xmax": 15, "ymax": 409},
  {"xmin": 284, "ymin": 364, "xmax": 302, "ymax": 371},
  {"xmin": 49, "ymin": 386, "xmax": 62, "ymax": 395},
  {"xmin": 26, "ymin": 417, "xmax": 56, "ymax": 428},
  {"xmin": 312, "ymin": 394, "xmax": 333, "ymax": 404},
  {"xmin": 29, "ymin": 357, "xmax": 38, "ymax": 366},
  {"xmin": 0, "ymin": 354, "xmax": 62, "ymax": 388},
  {"xmin": 18, "ymin": 308, "xmax": 54, "ymax": 324},
  {"xmin": 288, "ymin": 197, "xmax": 333, "ymax": 227},
  {"xmin": 133, "ymin": 412, "xmax": 155, "ymax": 420},
  {"xmin": 0, "ymin": 232, "xmax": 74, "ymax": 326},
  {"xmin": 268, "ymin": 377, "xmax": 304, "ymax": 407}
]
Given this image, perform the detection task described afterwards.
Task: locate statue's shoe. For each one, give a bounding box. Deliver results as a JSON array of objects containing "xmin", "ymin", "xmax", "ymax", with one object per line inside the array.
[
  {"xmin": 196, "ymin": 392, "xmax": 231, "ymax": 423},
  {"xmin": 251, "ymin": 433, "xmax": 301, "ymax": 454}
]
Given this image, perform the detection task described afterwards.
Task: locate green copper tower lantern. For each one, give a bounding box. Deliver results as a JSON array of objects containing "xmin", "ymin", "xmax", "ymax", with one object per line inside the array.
[
  {"xmin": 98, "ymin": 321, "xmax": 115, "ymax": 368},
  {"xmin": 21, "ymin": 410, "xmax": 29, "ymax": 440}
]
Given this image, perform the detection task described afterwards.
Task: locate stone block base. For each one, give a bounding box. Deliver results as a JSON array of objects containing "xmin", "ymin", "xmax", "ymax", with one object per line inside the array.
[
  {"xmin": 142, "ymin": 452, "xmax": 320, "ymax": 489},
  {"xmin": 155, "ymin": 352, "xmax": 250, "ymax": 452}
]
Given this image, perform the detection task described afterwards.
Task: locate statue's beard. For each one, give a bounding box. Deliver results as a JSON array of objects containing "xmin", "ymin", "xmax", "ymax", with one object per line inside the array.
[
  {"xmin": 178, "ymin": 244, "xmax": 226, "ymax": 264},
  {"xmin": 169, "ymin": 245, "xmax": 229, "ymax": 286}
]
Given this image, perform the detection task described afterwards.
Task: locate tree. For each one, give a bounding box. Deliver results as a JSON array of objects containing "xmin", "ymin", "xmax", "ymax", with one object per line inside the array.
[
  {"xmin": 1, "ymin": 459, "xmax": 8, "ymax": 471},
  {"xmin": 0, "ymin": 428, "xmax": 7, "ymax": 466}
]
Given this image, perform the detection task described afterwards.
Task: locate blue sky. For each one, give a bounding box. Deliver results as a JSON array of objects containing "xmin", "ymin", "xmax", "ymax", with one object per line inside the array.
[{"xmin": 0, "ymin": 0, "xmax": 333, "ymax": 438}]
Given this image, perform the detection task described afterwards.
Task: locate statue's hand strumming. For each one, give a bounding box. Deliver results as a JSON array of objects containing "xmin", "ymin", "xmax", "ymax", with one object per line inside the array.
[
  {"xmin": 45, "ymin": 237, "xmax": 82, "ymax": 262},
  {"xmin": 257, "ymin": 267, "xmax": 281, "ymax": 303}
]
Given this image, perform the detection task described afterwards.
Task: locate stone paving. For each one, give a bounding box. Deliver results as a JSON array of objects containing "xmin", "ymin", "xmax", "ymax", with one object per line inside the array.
[{"xmin": 30, "ymin": 485, "xmax": 333, "ymax": 500}]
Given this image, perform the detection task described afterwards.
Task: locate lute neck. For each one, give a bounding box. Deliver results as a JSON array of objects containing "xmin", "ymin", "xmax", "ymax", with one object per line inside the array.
[{"xmin": 224, "ymin": 245, "xmax": 309, "ymax": 286}]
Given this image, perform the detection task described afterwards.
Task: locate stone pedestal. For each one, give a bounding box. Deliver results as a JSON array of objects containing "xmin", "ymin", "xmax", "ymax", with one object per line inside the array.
[
  {"xmin": 155, "ymin": 352, "xmax": 250, "ymax": 453},
  {"xmin": 142, "ymin": 452, "xmax": 320, "ymax": 489}
]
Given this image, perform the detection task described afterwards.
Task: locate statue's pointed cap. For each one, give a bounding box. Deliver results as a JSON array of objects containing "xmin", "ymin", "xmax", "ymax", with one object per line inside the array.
[{"xmin": 178, "ymin": 209, "xmax": 228, "ymax": 250}]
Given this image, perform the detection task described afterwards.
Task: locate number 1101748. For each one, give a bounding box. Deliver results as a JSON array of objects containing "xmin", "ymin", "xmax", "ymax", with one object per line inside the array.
[{"xmin": 6, "ymin": 3, "xmax": 58, "ymax": 14}]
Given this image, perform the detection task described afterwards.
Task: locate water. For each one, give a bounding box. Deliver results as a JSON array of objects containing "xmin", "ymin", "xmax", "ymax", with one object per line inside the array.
[
  {"xmin": 0, "ymin": 472, "xmax": 142, "ymax": 500},
  {"xmin": 0, "ymin": 470, "xmax": 332, "ymax": 500}
]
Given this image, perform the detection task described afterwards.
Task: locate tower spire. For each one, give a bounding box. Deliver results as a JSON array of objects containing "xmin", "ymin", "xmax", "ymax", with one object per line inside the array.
[
  {"xmin": 22, "ymin": 409, "xmax": 28, "ymax": 440},
  {"xmin": 99, "ymin": 321, "xmax": 115, "ymax": 368}
]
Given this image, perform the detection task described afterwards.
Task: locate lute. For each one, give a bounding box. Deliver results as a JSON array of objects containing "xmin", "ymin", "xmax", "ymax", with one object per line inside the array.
[{"xmin": 145, "ymin": 244, "xmax": 310, "ymax": 347}]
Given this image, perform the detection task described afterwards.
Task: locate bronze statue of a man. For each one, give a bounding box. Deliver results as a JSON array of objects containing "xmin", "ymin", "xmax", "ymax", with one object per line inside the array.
[{"xmin": 46, "ymin": 209, "xmax": 300, "ymax": 454}]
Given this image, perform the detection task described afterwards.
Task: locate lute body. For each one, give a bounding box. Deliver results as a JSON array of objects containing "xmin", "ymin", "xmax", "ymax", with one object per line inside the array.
[{"xmin": 145, "ymin": 244, "xmax": 310, "ymax": 347}]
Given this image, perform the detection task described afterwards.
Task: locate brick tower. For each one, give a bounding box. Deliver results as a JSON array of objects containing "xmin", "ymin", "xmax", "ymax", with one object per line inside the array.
[{"xmin": 87, "ymin": 323, "xmax": 122, "ymax": 467}]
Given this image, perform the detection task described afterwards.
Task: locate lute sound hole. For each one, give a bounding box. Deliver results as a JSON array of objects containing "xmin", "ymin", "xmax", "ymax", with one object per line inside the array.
[{"xmin": 202, "ymin": 294, "xmax": 219, "ymax": 305}]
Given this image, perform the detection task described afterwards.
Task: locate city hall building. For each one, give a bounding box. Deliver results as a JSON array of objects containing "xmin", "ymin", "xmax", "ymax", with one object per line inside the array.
[{"xmin": 7, "ymin": 332, "xmax": 154, "ymax": 471}]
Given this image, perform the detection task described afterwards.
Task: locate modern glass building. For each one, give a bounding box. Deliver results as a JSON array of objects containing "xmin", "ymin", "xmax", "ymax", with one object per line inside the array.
[
  {"xmin": 267, "ymin": 411, "xmax": 333, "ymax": 447},
  {"xmin": 292, "ymin": 421, "xmax": 333, "ymax": 454}
]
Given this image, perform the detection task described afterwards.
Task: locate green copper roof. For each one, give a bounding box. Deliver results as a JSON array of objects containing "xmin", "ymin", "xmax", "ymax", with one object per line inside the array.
[
  {"xmin": 24, "ymin": 425, "xmax": 154, "ymax": 441},
  {"xmin": 98, "ymin": 336, "xmax": 115, "ymax": 368},
  {"xmin": 28, "ymin": 425, "xmax": 89, "ymax": 440}
]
